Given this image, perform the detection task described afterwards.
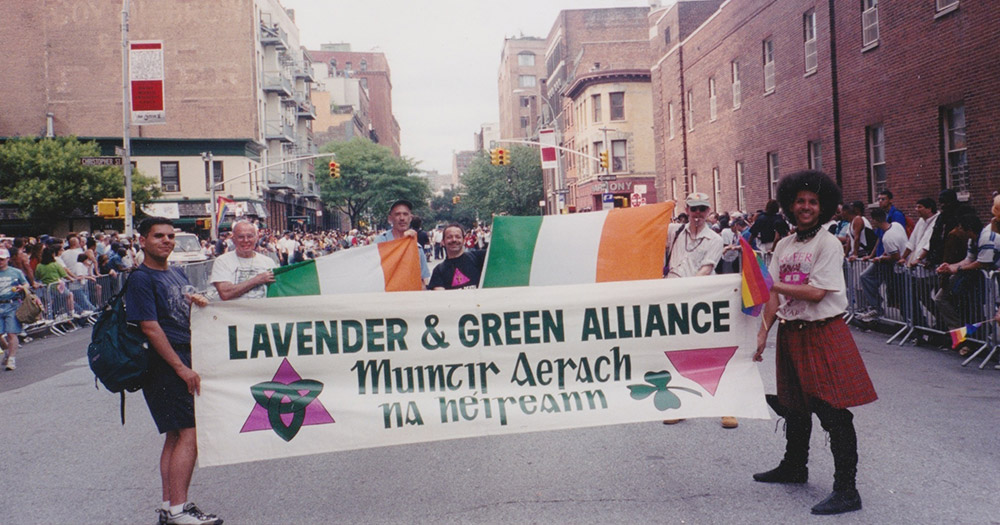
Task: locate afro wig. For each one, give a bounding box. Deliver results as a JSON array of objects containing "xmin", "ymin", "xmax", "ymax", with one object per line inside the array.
[{"xmin": 776, "ymin": 170, "xmax": 842, "ymax": 226}]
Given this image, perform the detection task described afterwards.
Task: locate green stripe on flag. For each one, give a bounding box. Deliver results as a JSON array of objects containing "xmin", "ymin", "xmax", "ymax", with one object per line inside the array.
[
  {"xmin": 267, "ymin": 259, "xmax": 321, "ymax": 297},
  {"xmin": 481, "ymin": 215, "xmax": 543, "ymax": 288}
]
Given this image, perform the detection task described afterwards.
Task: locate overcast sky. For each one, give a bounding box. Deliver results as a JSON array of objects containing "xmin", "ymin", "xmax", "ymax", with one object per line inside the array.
[{"xmin": 281, "ymin": 0, "xmax": 656, "ymax": 175}]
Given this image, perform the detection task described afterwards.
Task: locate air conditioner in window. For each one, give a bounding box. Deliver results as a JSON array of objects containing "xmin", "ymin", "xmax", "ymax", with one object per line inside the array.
[{"xmin": 162, "ymin": 183, "xmax": 179, "ymax": 192}]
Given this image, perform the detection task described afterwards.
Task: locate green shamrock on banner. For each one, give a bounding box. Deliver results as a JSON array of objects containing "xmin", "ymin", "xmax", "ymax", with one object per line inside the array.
[{"xmin": 627, "ymin": 370, "xmax": 702, "ymax": 411}]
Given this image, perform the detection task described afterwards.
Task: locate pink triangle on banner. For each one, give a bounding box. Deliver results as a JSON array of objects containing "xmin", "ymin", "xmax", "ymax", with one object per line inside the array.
[
  {"xmin": 451, "ymin": 268, "xmax": 471, "ymax": 288},
  {"xmin": 664, "ymin": 347, "xmax": 738, "ymax": 396},
  {"xmin": 241, "ymin": 358, "xmax": 335, "ymax": 433}
]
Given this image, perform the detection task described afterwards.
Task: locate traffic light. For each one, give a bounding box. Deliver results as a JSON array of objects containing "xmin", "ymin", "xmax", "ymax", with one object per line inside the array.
[
  {"xmin": 452, "ymin": 195, "xmax": 461, "ymax": 204},
  {"xmin": 196, "ymin": 218, "xmax": 211, "ymax": 229},
  {"xmin": 329, "ymin": 161, "xmax": 340, "ymax": 178},
  {"xmin": 116, "ymin": 200, "xmax": 135, "ymax": 217},
  {"xmin": 500, "ymin": 148, "xmax": 511, "ymax": 165},
  {"xmin": 96, "ymin": 199, "xmax": 117, "ymax": 218},
  {"xmin": 490, "ymin": 148, "xmax": 500, "ymax": 166},
  {"xmin": 599, "ymin": 150, "xmax": 609, "ymax": 169}
]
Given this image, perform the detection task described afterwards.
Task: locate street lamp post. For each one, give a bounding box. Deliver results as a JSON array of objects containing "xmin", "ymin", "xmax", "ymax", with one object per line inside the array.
[{"xmin": 202, "ymin": 151, "xmax": 215, "ymax": 237}]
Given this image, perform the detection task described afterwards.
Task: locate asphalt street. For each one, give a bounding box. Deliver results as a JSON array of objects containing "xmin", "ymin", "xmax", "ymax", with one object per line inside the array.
[{"xmin": 0, "ymin": 318, "xmax": 997, "ymax": 525}]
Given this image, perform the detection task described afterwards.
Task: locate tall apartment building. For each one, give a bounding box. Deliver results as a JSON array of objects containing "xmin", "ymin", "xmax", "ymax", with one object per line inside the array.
[
  {"xmin": 497, "ymin": 37, "xmax": 548, "ymax": 142},
  {"xmin": 307, "ymin": 44, "xmax": 400, "ymax": 156},
  {"xmin": 0, "ymin": 0, "xmax": 321, "ymax": 234},
  {"xmin": 311, "ymin": 64, "xmax": 372, "ymax": 146},
  {"xmin": 650, "ymin": 0, "xmax": 1000, "ymax": 216},
  {"xmin": 474, "ymin": 123, "xmax": 501, "ymax": 152},
  {"xmin": 542, "ymin": 7, "xmax": 656, "ymax": 212},
  {"xmin": 452, "ymin": 150, "xmax": 477, "ymax": 187}
]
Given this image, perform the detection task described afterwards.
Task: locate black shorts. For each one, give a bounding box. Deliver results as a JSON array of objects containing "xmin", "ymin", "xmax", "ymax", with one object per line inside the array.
[{"xmin": 142, "ymin": 343, "xmax": 195, "ymax": 434}]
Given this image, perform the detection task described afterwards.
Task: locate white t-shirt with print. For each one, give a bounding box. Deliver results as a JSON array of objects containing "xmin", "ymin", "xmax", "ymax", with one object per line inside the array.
[
  {"xmin": 209, "ymin": 252, "xmax": 277, "ymax": 299},
  {"xmin": 769, "ymin": 229, "xmax": 847, "ymax": 321}
]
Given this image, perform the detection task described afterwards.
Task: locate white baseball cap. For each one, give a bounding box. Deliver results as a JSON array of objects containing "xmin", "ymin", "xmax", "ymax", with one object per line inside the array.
[
  {"xmin": 685, "ymin": 192, "xmax": 711, "ymax": 208},
  {"xmin": 0, "ymin": 248, "xmax": 10, "ymax": 259}
]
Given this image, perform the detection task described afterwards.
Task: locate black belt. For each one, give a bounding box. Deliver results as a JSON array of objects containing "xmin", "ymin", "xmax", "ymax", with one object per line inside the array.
[{"xmin": 778, "ymin": 316, "xmax": 841, "ymax": 331}]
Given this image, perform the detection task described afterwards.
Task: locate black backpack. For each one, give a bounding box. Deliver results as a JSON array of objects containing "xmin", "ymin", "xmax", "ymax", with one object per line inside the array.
[{"xmin": 87, "ymin": 273, "xmax": 149, "ymax": 424}]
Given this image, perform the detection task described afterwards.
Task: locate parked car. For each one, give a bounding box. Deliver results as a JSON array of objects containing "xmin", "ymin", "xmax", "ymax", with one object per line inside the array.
[{"xmin": 168, "ymin": 232, "xmax": 209, "ymax": 264}]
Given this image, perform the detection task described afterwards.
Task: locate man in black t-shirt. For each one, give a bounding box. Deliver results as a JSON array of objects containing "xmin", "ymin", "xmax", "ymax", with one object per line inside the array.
[{"xmin": 429, "ymin": 223, "xmax": 486, "ymax": 290}]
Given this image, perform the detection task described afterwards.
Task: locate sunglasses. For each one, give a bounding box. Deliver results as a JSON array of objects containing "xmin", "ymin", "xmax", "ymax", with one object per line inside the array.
[{"xmin": 689, "ymin": 206, "xmax": 709, "ymax": 212}]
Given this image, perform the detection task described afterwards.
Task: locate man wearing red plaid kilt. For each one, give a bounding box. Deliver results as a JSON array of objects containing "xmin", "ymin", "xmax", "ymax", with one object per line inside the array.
[{"xmin": 753, "ymin": 170, "xmax": 877, "ymax": 516}]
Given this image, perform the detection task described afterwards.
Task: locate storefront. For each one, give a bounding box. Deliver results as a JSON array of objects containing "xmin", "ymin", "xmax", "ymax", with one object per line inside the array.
[{"xmin": 573, "ymin": 176, "xmax": 658, "ymax": 212}]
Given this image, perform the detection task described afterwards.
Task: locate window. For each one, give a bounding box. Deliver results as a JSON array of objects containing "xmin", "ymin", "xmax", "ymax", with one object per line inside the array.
[
  {"xmin": 520, "ymin": 116, "xmax": 530, "ymax": 129},
  {"xmin": 691, "ymin": 172, "xmax": 698, "ymax": 194},
  {"xmin": 664, "ymin": 27, "xmax": 671, "ymax": 45},
  {"xmin": 668, "ymin": 102, "xmax": 675, "ymax": 139},
  {"xmin": 804, "ymin": 10, "xmax": 818, "ymax": 73},
  {"xmin": 520, "ymin": 96, "xmax": 532, "ymax": 108},
  {"xmin": 593, "ymin": 141, "xmax": 604, "ymax": 174},
  {"xmin": 862, "ymin": 0, "xmax": 879, "ymax": 48},
  {"xmin": 592, "ymin": 94, "xmax": 602, "ymax": 122},
  {"xmin": 346, "ymin": 61, "xmax": 352, "ymax": 71},
  {"xmin": 517, "ymin": 52, "xmax": 535, "ymax": 66},
  {"xmin": 713, "ymin": 167, "xmax": 721, "ymax": 210},
  {"xmin": 686, "ymin": 90, "xmax": 694, "ymax": 131},
  {"xmin": 204, "ymin": 160, "xmax": 223, "ymax": 191},
  {"xmin": 768, "ymin": 152, "xmax": 780, "ymax": 198},
  {"xmin": 736, "ymin": 161, "xmax": 746, "ymax": 211},
  {"xmin": 943, "ymin": 105, "xmax": 968, "ymax": 193},
  {"xmin": 611, "ymin": 140, "xmax": 627, "ymax": 172},
  {"xmin": 518, "ymin": 75, "xmax": 536, "ymax": 88},
  {"xmin": 360, "ymin": 59, "xmax": 367, "ymax": 71},
  {"xmin": 671, "ymin": 178, "xmax": 678, "ymax": 202},
  {"xmin": 868, "ymin": 125, "xmax": 887, "ymax": 199},
  {"xmin": 709, "ymin": 78, "xmax": 717, "ymax": 121},
  {"xmin": 763, "ymin": 39, "xmax": 775, "ymax": 93},
  {"xmin": 160, "ymin": 162, "xmax": 180, "ymax": 192},
  {"xmin": 808, "ymin": 141, "xmax": 823, "ymax": 171},
  {"xmin": 937, "ymin": 0, "xmax": 959, "ymax": 11},
  {"xmin": 731, "ymin": 61, "xmax": 741, "ymax": 109},
  {"xmin": 609, "ymin": 92, "xmax": 625, "ymax": 120}
]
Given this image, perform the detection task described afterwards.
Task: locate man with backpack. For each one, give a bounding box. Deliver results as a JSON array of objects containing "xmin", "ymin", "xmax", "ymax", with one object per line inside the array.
[{"xmin": 127, "ymin": 217, "xmax": 222, "ymax": 525}]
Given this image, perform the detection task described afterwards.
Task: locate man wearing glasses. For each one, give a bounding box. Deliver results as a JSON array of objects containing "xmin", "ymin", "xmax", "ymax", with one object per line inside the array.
[
  {"xmin": 210, "ymin": 220, "xmax": 276, "ymax": 300},
  {"xmin": 664, "ymin": 192, "xmax": 737, "ymax": 428}
]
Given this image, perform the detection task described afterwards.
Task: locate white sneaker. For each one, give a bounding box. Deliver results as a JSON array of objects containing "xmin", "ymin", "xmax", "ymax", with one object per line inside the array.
[
  {"xmin": 5, "ymin": 356, "xmax": 15, "ymax": 370},
  {"xmin": 166, "ymin": 503, "xmax": 222, "ymax": 525}
]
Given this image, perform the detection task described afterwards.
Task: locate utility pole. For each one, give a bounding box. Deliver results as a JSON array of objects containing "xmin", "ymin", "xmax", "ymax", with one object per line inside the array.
[{"xmin": 121, "ymin": 0, "xmax": 133, "ymax": 237}]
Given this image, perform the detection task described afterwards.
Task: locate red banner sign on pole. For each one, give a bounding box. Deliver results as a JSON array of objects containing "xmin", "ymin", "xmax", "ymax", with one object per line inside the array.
[
  {"xmin": 539, "ymin": 128, "xmax": 558, "ymax": 169},
  {"xmin": 129, "ymin": 41, "xmax": 165, "ymax": 124}
]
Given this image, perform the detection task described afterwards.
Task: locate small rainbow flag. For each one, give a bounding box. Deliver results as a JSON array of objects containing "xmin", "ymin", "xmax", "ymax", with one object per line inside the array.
[
  {"xmin": 740, "ymin": 237, "xmax": 773, "ymax": 316},
  {"xmin": 950, "ymin": 322, "xmax": 981, "ymax": 348},
  {"xmin": 216, "ymin": 196, "xmax": 234, "ymax": 226}
]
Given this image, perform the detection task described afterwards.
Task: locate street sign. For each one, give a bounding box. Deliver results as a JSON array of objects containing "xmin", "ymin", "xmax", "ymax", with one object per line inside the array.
[
  {"xmin": 114, "ymin": 146, "xmax": 127, "ymax": 157},
  {"xmin": 634, "ymin": 184, "xmax": 647, "ymax": 194},
  {"xmin": 597, "ymin": 174, "xmax": 618, "ymax": 181},
  {"xmin": 631, "ymin": 193, "xmax": 642, "ymax": 207},
  {"xmin": 539, "ymin": 128, "xmax": 558, "ymax": 169},
  {"xmin": 80, "ymin": 156, "xmax": 124, "ymax": 166},
  {"xmin": 602, "ymin": 192, "xmax": 614, "ymax": 210}
]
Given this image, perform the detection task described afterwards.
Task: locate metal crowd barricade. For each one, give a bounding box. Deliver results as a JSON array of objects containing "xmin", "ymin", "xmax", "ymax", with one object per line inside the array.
[
  {"xmin": 45, "ymin": 281, "xmax": 78, "ymax": 335},
  {"xmin": 177, "ymin": 259, "xmax": 215, "ymax": 294},
  {"xmin": 844, "ymin": 257, "xmax": 999, "ymax": 370}
]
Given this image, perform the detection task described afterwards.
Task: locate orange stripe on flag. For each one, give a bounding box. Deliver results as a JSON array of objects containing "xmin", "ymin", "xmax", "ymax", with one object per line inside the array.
[
  {"xmin": 595, "ymin": 201, "xmax": 675, "ymax": 282},
  {"xmin": 377, "ymin": 238, "xmax": 424, "ymax": 291}
]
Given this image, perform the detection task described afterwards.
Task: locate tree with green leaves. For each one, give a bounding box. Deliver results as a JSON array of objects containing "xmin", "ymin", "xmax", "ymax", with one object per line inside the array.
[
  {"xmin": 318, "ymin": 137, "xmax": 430, "ymax": 230},
  {"xmin": 0, "ymin": 136, "xmax": 159, "ymax": 227},
  {"xmin": 460, "ymin": 145, "xmax": 544, "ymax": 222},
  {"xmin": 428, "ymin": 187, "xmax": 477, "ymax": 228}
]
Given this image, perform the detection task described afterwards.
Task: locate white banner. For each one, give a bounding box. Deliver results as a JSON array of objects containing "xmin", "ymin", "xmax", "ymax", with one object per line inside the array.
[
  {"xmin": 129, "ymin": 41, "xmax": 165, "ymax": 124},
  {"xmin": 193, "ymin": 275, "xmax": 767, "ymax": 467},
  {"xmin": 539, "ymin": 128, "xmax": 558, "ymax": 170}
]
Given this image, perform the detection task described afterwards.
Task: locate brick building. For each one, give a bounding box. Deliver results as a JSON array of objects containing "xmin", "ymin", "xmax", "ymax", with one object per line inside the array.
[
  {"xmin": 543, "ymin": 7, "xmax": 657, "ymax": 212},
  {"xmin": 307, "ymin": 44, "xmax": 401, "ymax": 156},
  {"xmin": 649, "ymin": 0, "xmax": 1000, "ymax": 217},
  {"xmin": 497, "ymin": 37, "xmax": 549, "ymax": 142},
  {"xmin": 0, "ymin": 0, "xmax": 323, "ymax": 234}
]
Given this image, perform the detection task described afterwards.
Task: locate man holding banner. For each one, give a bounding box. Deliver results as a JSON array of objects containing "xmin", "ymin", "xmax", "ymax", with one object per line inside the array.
[
  {"xmin": 128, "ymin": 218, "xmax": 222, "ymax": 525},
  {"xmin": 373, "ymin": 199, "xmax": 430, "ymax": 285},
  {"xmin": 211, "ymin": 221, "xmax": 275, "ymax": 301},
  {"xmin": 753, "ymin": 170, "xmax": 877, "ymax": 516},
  {"xmin": 664, "ymin": 193, "xmax": 737, "ymax": 429}
]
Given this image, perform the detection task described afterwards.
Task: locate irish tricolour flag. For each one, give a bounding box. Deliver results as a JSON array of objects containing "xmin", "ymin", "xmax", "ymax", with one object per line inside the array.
[
  {"xmin": 267, "ymin": 237, "xmax": 422, "ymax": 297},
  {"xmin": 481, "ymin": 201, "xmax": 674, "ymax": 288}
]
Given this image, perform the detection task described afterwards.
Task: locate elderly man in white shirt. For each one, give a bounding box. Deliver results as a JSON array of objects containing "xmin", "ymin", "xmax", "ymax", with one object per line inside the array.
[{"xmin": 664, "ymin": 192, "xmax": 736, "ymax": 429}]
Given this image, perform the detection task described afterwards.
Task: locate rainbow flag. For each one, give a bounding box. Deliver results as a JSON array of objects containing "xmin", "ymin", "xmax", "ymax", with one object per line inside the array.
[
  {"xmin": 216, "ymin": 196, "xmax": 234, "ymax": 226},
  {"xmin": 950, "ymin": 322, "xmax": 981, "ymax": 348},
  {"xmin": 739, "ymin": 237, "xmax": 772, "ymax": 316}
]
